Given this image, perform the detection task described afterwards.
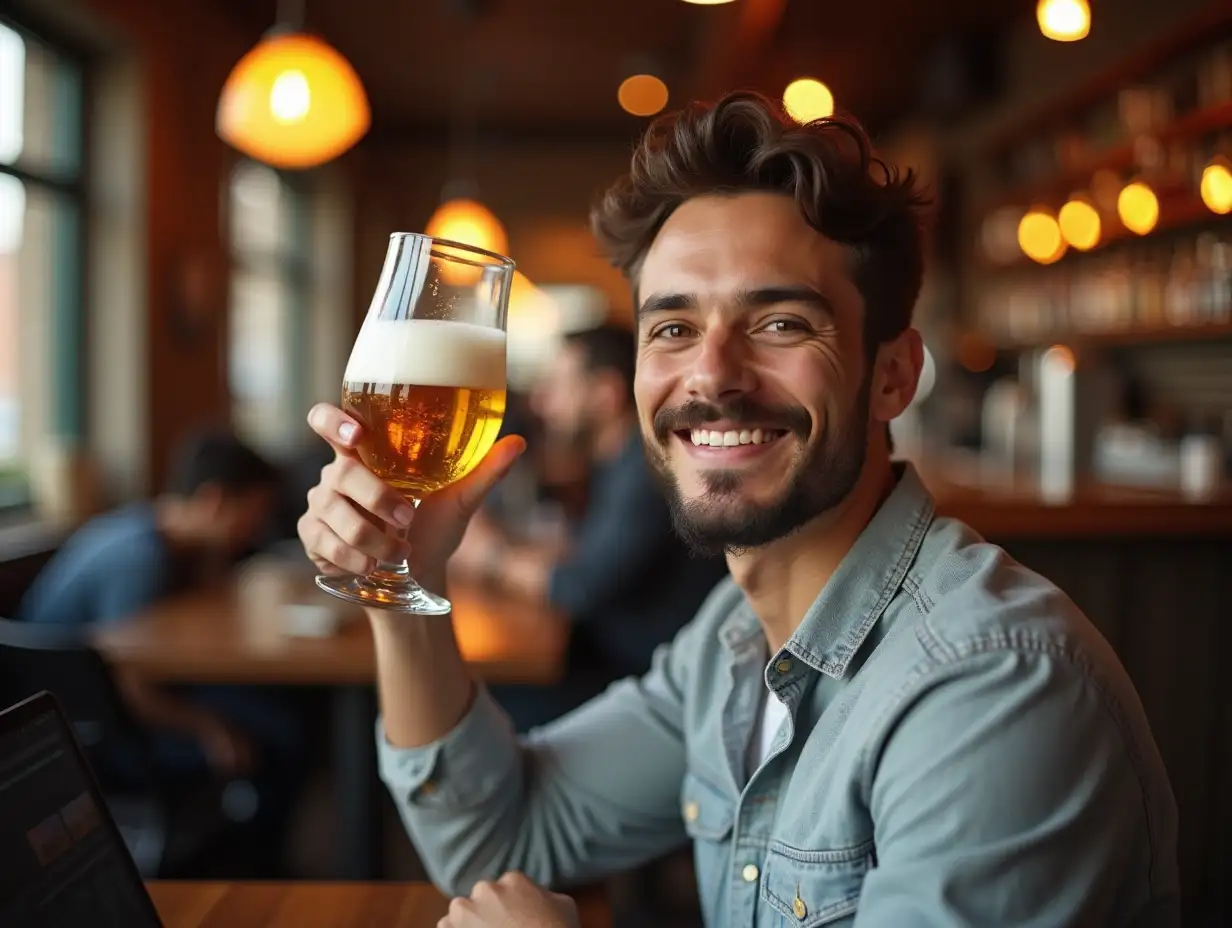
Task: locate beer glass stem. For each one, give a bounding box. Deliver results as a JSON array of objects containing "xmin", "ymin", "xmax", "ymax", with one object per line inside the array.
[
  {"xmin": 369, "ymin": 524, "xmax": 413, "ymax": 585},
  {"xmin": 316, "ymin": 499, "xmax": 452, "ymax": 614}
]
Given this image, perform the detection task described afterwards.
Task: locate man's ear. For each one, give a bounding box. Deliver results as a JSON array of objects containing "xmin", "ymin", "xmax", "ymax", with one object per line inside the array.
[{"xmin": 869, "ymin": 327, "xmax": 923, "ymax": 426}]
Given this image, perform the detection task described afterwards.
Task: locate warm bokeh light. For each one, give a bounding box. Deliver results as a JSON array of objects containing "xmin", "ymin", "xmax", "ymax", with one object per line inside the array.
[
  {"xmin": 617, "ymin": 74, "xmax": 669, "ymax": 117},
  {"xmin": 1117, "ymin": 181, "xmax": 1160, "ymax": 235},
  {"xmin": 782, "ymin": 78, "xmax": 835, "ymax": 123},
  {"xmin": 1058, "ymin": 197, "xmax": 1101, "ymax": 250},
  {"xmin": 426, "ymin": 198, "xmax": 508, "ymax": 257},
  {"xmin": 217, "ymin": 32, "xmax": 370, "ymax": 169},
  {"xmin": 1037, "ymin": 0, "xmax": 1090, "ymax": 42},
  {"xmin": 1018, "ymin": 208, "xmax": 1067, "ymax": 264},
  {"xmin": 426, "ymin": 198, "xmax": 509, "ymax": 284},
  {"xmin": 1200, "ymin": 158, "xmax": 1232, "ymax": 215},
  {"xmin": 956, "ymin": 332, "xmax": 996, "ymax": 373}
]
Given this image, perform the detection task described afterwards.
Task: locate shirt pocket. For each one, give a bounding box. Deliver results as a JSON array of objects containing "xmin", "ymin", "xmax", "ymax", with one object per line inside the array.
[
  {"xmin": 760, "ymin": 838, "xmax": 874, "ymax": 927},
  {"xmin": 681, "ymin": 771, "xmax": 735, "ymax": 923}
]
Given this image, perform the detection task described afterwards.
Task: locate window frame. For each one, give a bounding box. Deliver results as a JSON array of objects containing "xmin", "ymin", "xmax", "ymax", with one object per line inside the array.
[
  {"xmin": 225, "ymin": 159, "xmax": 314, "ymax": 458},
  {"xmin": 0, "ymin": 10, "xmax": 91, "ymax": 515}
]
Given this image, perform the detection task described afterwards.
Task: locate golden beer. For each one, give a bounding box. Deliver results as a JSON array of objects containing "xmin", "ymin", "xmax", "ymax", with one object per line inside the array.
[
  {"xmin": 341, "ymin": 317, "xmax": 508, "ymax": 499},
  {"xmin": 342, "ymin": 382, "xmax": 506, "ymax": 497}
]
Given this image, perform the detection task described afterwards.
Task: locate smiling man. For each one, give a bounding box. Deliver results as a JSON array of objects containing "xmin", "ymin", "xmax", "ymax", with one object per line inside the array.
[{"xmin": 297, "ymin": 92, "xmax": 1179, "ymax": 927}]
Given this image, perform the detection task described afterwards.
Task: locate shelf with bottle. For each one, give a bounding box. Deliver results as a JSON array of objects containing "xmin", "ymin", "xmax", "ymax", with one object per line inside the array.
[
  {"xmin": 974, "ymin": 13, "xmax": 1232, "ymax": 270},
  {"xmin": 980, "ymin": 100, "xmax": 1232, "ymax": 220},
  {"xmin": 970, "ymin": 228, "xmax": 1232, "ymax": 351}
]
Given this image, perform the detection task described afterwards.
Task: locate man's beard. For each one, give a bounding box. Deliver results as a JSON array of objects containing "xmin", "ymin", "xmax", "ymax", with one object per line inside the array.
[{"xmin": 644, "ymin": 383, "xmax": 870, "ymax": 557}]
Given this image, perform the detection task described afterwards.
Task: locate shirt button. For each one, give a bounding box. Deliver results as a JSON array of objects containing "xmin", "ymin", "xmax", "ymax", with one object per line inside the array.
[
  {"xmin": 683, "ymin": 801, "xmax": 699, "ymax": 823},
  {"xmin": 741, "ymin": 864, "xmax": 759, "ymax": 883},
  {"xmin": 775, "ymin": 658, "xmax": 793, "ymax": 674},
  {"xmin": 418, "ymin": 780, "xmax": 438, "ymax": 796},
  {"xmin": 793, "ymin": 895, "xmax": 808, "ymax": 919}
]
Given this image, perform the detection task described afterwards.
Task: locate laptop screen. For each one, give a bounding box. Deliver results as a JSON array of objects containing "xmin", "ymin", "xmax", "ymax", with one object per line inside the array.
[{"xmin": 0, "ymin": 694, "xmax": 163, "ymax": 928}]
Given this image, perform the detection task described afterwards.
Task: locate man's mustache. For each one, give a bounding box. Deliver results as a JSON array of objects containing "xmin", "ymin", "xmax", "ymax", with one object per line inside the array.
[{"xmin": 653, "ymin": 399, "xmax": 812, "ymax": 443}]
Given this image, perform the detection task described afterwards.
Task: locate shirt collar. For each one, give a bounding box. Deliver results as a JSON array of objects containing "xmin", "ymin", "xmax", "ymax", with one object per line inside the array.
[{"xmin": 718, "ymin": 462, "xmax": 935, "ymax": 678}]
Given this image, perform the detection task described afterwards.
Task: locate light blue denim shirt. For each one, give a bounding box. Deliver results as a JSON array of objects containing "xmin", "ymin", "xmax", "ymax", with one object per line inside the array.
[{"xmin": 378, "ymin": 464, "xmax": 1179, "ymax": 926}]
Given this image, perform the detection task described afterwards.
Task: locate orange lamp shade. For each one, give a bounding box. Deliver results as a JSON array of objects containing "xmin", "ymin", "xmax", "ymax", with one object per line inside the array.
[
  {"xmin": 426, "ymin": 198, "xmax": 509, "ymax": 257},
  {"xmin": 217, "ymin": 32, "xmax": 370, "ymax": 169}
]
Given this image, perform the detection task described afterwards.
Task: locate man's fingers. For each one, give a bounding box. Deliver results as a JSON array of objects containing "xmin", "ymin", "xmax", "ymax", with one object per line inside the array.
[
  {"xmin": 308, "ymin": 403, "xmax": 362, "ymax": 454},
  {"xmin": 322, "ymin": 494, "xmax": 409, "ymax": 563},
  {"xmin": 326, "ymin": 458, "xmax": 416, "ymax": 528},
  {"xmin": 445, "ymin": 436, "xmax": 527, "ymax": 516},
  {"xmin": 299, "ymin": 516, "xmax": 375, "ymax": 576}
]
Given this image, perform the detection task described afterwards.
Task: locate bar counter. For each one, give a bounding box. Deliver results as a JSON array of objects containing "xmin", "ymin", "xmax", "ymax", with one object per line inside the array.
[{"xmin": 919, "ymin": 466, "xmax": 1232, "ymax": 540}]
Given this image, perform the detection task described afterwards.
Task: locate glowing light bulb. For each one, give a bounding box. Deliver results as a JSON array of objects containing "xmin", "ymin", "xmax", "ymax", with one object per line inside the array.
[
  {"xmin": 1018, "ymin": 208, "xmax": 1067, "ymax": 264},
  {"xmin": 782, "ymin": 78, "xmax": 834, "ymax": 123},
  {"xmin": 270, "ymin": 69, "xmax": 311, "ymax": 124},
  {"xmin": 617, "ymin": 74, "xmax": 669, "ymax": 117},
  {"xmin": 1117, "ymin": 181, "xmax": 1159, "ymax": 235},
  {"xmin": 1037, "ymin": 0, "xmax": 1090, "ymax": 42},
  {"xmin": 1200, "ymin": 159, "xmax": 1232, "ymax": 215},
  {"xmin": 1058, "ymin": 197, "xmax": 1101, "ymax": 251}
]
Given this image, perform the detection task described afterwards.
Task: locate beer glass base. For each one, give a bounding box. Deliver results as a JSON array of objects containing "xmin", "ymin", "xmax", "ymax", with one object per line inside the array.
[{"xmin": 314, "ymin": 574, "xmax": 452, "ymax": 615}]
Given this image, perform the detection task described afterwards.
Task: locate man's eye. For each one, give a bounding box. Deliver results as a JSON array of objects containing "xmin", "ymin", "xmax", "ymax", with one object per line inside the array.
[
  {"xmin": 653, "ymin": 323, "xmax": 692, "ymax": 339},
  {"xmin": 763, "ymin": 319, "xmax": 808, "ymax": 334}
]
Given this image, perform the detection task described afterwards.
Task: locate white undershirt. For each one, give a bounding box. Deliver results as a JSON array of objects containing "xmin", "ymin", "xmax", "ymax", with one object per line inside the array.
[{"xmin": 746, "ymin": 683, "xmax": 791, "ymax": 775}]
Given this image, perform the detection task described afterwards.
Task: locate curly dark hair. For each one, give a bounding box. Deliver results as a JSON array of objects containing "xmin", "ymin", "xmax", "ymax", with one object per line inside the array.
[{"xmin": 590, "ymin": 91, "xmax": 930, "ymax": 354}]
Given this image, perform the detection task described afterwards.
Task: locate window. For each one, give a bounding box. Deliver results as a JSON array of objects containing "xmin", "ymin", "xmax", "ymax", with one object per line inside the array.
[
  {"xmin": 0, "ymin": 17, "xmax": 85, "ymax": 511},
  {"xmin": 226, "ymin": 160, "xmax": 312, "ymax": 457}
]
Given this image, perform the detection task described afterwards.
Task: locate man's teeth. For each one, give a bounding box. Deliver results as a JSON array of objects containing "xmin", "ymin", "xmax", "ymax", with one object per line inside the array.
[{"xmin": 689, "ymin": 428, "xmax": 779, "ymax": 447}]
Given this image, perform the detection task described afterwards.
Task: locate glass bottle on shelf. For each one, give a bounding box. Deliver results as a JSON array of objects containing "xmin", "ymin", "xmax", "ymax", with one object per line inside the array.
[
  {"xmin": 1134, "ymin": 245, "xmax": 1165, "ymax": 327},
  {"xmin": 1204, "ymin": 235, "xmax": 1231, "ymax": 322},
  {"xmin": 1164, "ymin": 239, "xmax": 1197, "ymax": 325}
]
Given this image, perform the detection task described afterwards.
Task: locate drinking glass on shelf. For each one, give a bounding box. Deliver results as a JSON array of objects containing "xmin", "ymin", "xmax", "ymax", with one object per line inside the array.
[{"xmin": 316, "ymin": 232, "xmax": 513, "ymax": 614}]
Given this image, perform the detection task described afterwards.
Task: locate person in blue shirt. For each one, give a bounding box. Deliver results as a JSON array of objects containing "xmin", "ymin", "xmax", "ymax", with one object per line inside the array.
[{"xmin": 19, "ymin": 430, "xmax": 304, "ymax": 874}]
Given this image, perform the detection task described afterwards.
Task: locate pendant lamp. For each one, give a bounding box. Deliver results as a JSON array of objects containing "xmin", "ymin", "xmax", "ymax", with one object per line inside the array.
[{"xmin": 217, "ymin": 0, "xmax": 370, "ymax": 169}]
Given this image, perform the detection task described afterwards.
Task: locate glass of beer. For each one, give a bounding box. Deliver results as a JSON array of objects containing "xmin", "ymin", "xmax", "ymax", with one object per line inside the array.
[{"xmin": 315, "ymin": 232, "xmax": 513, "ymax": 614}]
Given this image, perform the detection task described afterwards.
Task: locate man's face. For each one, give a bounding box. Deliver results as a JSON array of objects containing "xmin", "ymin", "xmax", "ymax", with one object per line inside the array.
[
  {"xmin": 200, "ymin": 486, "xmax": 273, "ymax": 555},
  {"xmin": 634, "ymin": 192, "xmax": 880, "ymax": 555},
  {"xmin": 530, "ymin": 343, "xmax": 594, "ymax": 445}
]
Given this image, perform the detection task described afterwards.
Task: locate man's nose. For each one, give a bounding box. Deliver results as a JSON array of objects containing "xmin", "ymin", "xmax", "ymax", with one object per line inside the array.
[{"xmin": 684, "ymin": 327, "xmax": 758, "ymax": 404}]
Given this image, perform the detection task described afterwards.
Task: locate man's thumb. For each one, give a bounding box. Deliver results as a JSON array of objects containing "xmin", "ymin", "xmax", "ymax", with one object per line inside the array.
[{"xmin": 449, "ymin": 435, "xmax": 527, "ymax": 515}]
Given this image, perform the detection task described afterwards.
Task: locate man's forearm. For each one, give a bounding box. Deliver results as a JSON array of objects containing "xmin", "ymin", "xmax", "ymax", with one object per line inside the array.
[{"xmin": 368, "ymin": 573, "xmax": 476, "ymax": 748}]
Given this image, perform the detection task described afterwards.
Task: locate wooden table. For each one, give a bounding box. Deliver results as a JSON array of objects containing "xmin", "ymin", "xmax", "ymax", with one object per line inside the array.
[
  {"xmin": 93, "ymin": 565, "xmax": 569, "ymax": 686},
  {"xmin": 147, "ymin": 882, "xmax": 611, "ymax": 928},
  {"xmin": 94, "ymin": 561, "xmax": 568, "ymax": 881}
]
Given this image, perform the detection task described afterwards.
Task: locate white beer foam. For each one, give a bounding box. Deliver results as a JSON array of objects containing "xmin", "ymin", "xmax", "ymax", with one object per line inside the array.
[{"xmin": 344, "ymin": 319, "xmax": 507, "ymax": 390}]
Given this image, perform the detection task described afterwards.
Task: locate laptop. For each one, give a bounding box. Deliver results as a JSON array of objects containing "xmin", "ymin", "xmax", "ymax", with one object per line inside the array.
[{"xmin": 0, "ymin": 691, "xmax": 164, "ymax": 927}]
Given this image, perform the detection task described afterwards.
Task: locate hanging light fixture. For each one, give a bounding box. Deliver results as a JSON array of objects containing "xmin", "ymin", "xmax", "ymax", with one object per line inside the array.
[
  {"xmin": 217, "ymin": 0, "xmax": 369, "ymax": 169},
  {"xmin": 1037, "ymin": 0, "xmax": 1090, "ymax": 43},
  {"xmin": 426, "ymin": 192, "xmax": 508, "ymax": 257}
]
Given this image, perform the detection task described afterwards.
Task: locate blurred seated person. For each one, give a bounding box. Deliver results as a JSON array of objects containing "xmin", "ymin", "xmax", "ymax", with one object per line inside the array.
[
  {"xmin": 452, "ymin": 324, "xmax": 728, "ymax": 732},
  {"xmin": 17, "ymin": 429, "xmax": 307, "ymax": 873}
]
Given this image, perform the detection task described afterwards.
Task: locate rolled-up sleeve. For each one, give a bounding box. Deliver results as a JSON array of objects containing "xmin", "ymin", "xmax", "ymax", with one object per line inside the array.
[
  {"xmin": 855, "ymin": 647, "xmax": 1180, "ymax": 926},
  {"xmin": 376, "ymin": 617, "xmax": 699, "ymax": 895}
]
